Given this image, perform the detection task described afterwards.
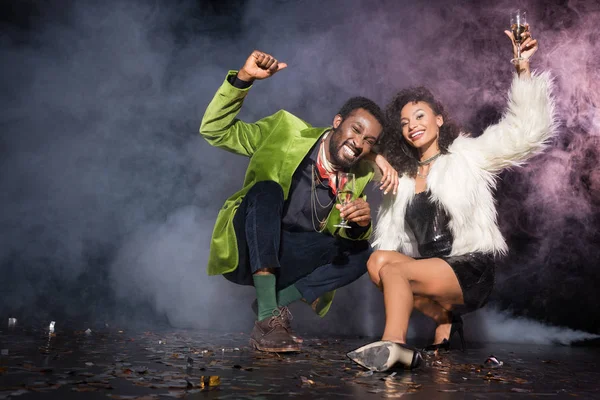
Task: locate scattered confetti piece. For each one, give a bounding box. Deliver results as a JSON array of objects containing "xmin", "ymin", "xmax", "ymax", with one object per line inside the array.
[
  {"xmin": 484, "ymin": 355, "xmax": 504, "ymax": 368},
  {"xmin": 511, "ymin": 388, "xmax": 533, "ymax": 393}
]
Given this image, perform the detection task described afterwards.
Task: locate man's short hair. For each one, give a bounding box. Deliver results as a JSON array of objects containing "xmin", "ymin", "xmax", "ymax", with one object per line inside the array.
[{"xmin": 337, "ymin": 97, "xmax": 385, "ymax": 128}]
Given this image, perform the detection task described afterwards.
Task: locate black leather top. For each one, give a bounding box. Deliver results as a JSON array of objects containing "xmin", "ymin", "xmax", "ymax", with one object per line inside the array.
[{"xmin": 405, "ymin": 191, "xmax": 453, "ymax": 258}]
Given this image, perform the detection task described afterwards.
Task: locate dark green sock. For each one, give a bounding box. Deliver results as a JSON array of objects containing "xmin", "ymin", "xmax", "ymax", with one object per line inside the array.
[
  {"xmin": 277, "ymin": 284, "xmax": 302, "ymax": 307},
  {"xmin": 253, "ymin": 274, "xmax": 278, "ymax": 321}
]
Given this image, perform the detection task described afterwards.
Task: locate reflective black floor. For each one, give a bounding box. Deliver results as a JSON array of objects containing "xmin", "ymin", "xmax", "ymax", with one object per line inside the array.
[{"xmin": 1, "ymin": 323, "xmax": 598, "ymax": 399}]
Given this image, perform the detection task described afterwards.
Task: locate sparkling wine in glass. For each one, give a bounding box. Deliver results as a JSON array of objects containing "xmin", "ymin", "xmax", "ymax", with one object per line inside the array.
[
  {"xmin": 334, "ymin": 172, "xmax": 355, "ymax": 229},
  {"xmin": 510, "ymin": 10, "xmax": 528, "ymax": 64}
]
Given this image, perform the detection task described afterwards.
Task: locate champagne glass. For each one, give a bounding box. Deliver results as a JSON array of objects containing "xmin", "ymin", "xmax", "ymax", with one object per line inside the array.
[
  {"xmin": 510, "ymin": 10, "xmax": 528, "ymax": 64},
  {"xmin": 334, "ymin": 172, "xmax": 355, "ymax": 229}
]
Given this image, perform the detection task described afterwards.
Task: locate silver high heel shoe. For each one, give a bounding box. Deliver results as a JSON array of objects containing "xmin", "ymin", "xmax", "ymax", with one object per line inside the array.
[{"xmin": 347, "ymin": 341, "xmax": 423, "ymax": 372}]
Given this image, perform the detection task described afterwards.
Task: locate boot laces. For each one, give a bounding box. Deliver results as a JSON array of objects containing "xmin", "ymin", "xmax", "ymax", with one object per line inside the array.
[{"xmin": 267, "ymin": 308, "xmax": 286, "ymax": 328}]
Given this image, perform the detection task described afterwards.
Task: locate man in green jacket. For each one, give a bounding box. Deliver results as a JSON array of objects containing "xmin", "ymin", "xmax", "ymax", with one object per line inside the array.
[{"xmin": 200, "ymin": 50, "xmax": 394, "ymax": 353}]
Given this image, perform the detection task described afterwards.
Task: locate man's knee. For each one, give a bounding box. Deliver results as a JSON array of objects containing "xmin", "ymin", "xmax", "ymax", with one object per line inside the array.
[
  {"xmin": 337, "ymin": 241, "xmax": 370, "ymax": 280},
  {"xmin": 349, "ymin": 255, "xmax": 369, "ymax": 279},
  {"xmin": 243, "ymin": 180, "xmax": 285, "ymax": 217},
  {"xmin": 247, "ymin": 180, "xmax": 284, "ymax": 201}
]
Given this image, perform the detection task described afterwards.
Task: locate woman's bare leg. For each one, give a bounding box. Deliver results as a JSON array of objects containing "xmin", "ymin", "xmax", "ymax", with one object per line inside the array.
[
  {"xmin": 347, "ymin": 253, "xmax": 464, "ymax": 372},
  {"xmin": 378, "ymin": 258, "xmax": 464, "ymax": 343},
  {"xmin": 367, "ymin": 250, "xmax": 414, "ymax": 288},
  {"xmin": 413, "ymin": 295, "xmax": 453, "ymax": 344},
  {"xmin": 367, "ymin": 250, "xmax": 463, "ymax": 344}
]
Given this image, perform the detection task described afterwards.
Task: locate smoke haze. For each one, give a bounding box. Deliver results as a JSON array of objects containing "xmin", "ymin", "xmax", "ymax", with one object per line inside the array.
[{"xmin": 1, "ymin": 0, "xmax": 598, "ymax": 342}]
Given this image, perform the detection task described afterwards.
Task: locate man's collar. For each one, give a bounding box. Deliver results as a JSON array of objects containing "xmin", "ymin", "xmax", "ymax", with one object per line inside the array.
[{"xmin": 317, "ymin": 130, "xmax": 342, "ymax": 173}]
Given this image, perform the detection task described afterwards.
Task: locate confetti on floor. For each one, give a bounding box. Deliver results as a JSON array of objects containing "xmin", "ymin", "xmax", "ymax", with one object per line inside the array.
[{"xmin": 0, "ymin": 324, "xmax": 598, "ymax": 399}]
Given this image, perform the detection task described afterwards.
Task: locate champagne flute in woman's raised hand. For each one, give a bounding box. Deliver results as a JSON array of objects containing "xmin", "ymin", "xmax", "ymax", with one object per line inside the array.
[{"xmin": 510, "ymin": 10, "xmax": 528, "ymax": 64}]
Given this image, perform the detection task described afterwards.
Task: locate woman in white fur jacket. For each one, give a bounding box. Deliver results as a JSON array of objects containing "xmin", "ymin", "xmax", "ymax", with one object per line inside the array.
[{"xmin": 348, "ymin": 29, "xmax": 557, "ymax": 371}]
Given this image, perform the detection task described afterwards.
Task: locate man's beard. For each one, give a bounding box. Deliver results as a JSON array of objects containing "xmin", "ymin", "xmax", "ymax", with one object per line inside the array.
[{"xmin": 327, "ymin": 127, "xmax": 357, "ymax": 170}]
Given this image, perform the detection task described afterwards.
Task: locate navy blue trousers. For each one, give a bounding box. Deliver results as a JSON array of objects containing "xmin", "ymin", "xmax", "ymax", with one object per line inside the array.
[{"xmin": 224, "ymin": 181, "xmax": 371, "ymax": 303}]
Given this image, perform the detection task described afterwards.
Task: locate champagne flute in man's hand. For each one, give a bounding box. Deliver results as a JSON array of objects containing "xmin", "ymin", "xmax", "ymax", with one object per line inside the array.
[{"xmin": 334, "ymin": 172, "xmax": 355, "ymax": 229}]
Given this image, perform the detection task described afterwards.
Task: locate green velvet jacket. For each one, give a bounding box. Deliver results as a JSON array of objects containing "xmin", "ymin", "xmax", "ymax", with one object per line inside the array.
[{"xmin": 199, "ymin": 71, "xmax": 375, "ymax": 316}]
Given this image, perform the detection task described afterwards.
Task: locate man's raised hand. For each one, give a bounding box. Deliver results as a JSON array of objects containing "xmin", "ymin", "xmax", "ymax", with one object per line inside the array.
[{"xmin": 237, "ymin": 51, "xmax": 287, "ymax": 82}]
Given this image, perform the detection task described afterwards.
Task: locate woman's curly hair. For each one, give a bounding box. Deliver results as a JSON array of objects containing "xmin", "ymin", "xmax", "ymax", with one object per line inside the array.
[{"xmin": 378, "ymin": 86, "xmax": 461, "ymax": 177}]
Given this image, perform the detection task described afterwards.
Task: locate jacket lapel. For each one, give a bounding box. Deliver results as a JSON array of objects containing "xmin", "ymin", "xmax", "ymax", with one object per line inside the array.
[{"xmin": 280, "ymin": 127, "xmax": 328, "ymax": 198}]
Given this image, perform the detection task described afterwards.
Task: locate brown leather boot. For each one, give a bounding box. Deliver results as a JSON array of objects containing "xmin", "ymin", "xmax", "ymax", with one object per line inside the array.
[
  {"xmin": 250, "ymin": 309, "xmax": 301, "ymax": 352},
  {"xmin": 278, "ymin": 306, "xmax": 304, "ymax": 344},
  {"xmin": 250, "ymin": 302, "xmax": 303, "ymax": 344}
]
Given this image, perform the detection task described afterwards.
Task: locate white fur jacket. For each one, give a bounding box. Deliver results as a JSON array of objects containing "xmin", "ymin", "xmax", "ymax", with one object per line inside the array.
[{"xmin": 373, "ymin": 72, "xmax": 557, "ymax": 257}]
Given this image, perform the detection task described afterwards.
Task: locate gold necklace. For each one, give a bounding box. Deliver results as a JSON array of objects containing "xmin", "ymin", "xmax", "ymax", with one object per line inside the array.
[
  {"xmin": 310, "ymin": 164, "xmax": 335, "ymax": 232},
  {"xmin": 417, "ymin": 165, "xmax": 428, "ymax": 179}
]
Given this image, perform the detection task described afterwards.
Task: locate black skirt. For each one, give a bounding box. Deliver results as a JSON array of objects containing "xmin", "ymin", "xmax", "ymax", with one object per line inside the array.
[{"xmin": 440, "ymin": 252, "xmax": 496, "ymax": 312}]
